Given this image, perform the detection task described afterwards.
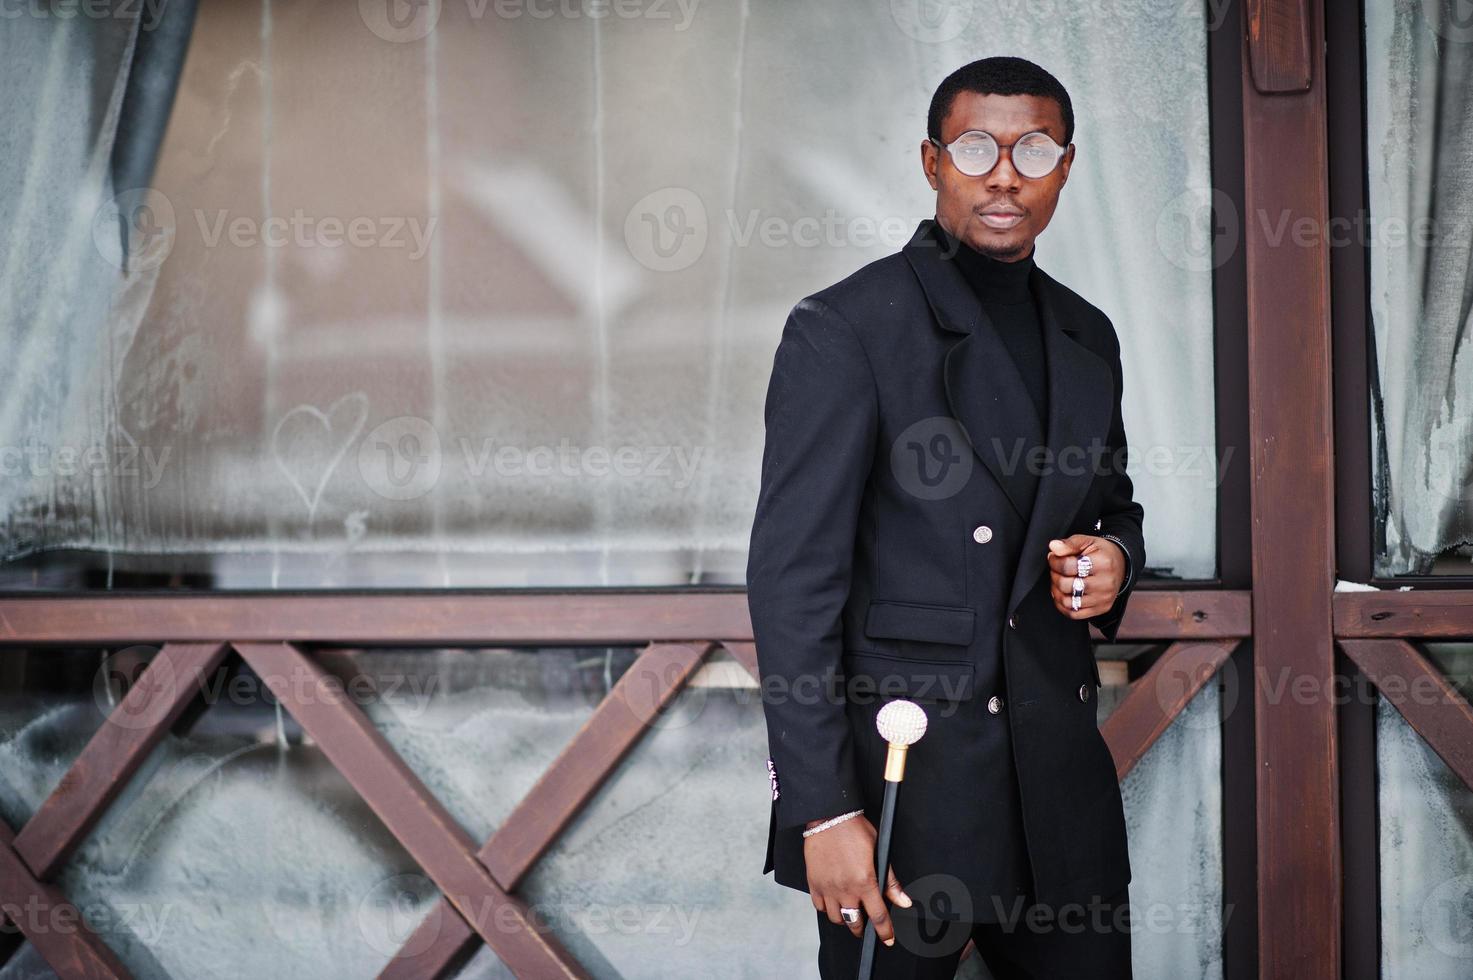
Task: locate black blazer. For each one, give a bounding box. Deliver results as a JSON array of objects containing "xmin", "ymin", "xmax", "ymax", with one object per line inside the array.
[{"xmin": 747, "ymin": 218, "xmax": 1146, "ymax": 913}]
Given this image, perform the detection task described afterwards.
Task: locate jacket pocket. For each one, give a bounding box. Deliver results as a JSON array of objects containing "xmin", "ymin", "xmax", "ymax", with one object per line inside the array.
[
  {"xmin": 863, "ymin": 599, "xmax": 975, "ymax": 646},
  {"xmin": 842, "ymin": 649, "xmax": 976, "ymax": 703}
]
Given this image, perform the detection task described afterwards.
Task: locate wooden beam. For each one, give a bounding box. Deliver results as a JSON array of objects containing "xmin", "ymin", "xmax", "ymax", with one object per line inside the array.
[
  {"xmin": 379, "ymin": 642, "xmax": 710, "ymax": 980},
  {"xmin": 232, "ymin": 643, "xmax": 589, "ymax": 980},
  {"xmin": 1241, "ymin": 0, "xmax": 1340, "ymax": 972},
  {"xmin": 720, "ymin": 641, "xmax": 759, "ymax": 680},
  {"xmin": 0, "ymin": 822, "xmax": 132, "ymax": 979},
  {"xmin": 14, "ymin": 643, "xmax": 230, "ymax": 879},
  {"xmin": 1334, "ymin": 590, "xmax": 1473, "ymax": 638},
  {"xmin": 1245, "ymin": 0, "xmax": 1312, "ymax": 93},
  {"xmin": 1340, "ymin": 640, "xmax": 1473, "ymax": 791},
  {"xmin": 0, "ymin": 592, "xmax": 752, "ymax": 646},
  {"xmin": 1101, "ymin": 641, "xmax": 1239, "ymax": 781},
  {"xmin": 0, "ymin": 590, "xmax": 1244, "ymax": 646}
]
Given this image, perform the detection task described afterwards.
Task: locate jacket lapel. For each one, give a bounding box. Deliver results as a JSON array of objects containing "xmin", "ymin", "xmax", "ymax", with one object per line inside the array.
[
  {"xmin": 903, "ymin": 219, "xmax": 1114, "ymax": 618},
  {"xmin": 1006, "ymin": 268, "xmax": 1114, "ymax": 617},
  {"xmin": 904, "ymin": 221, "xmax": 1045, "ymax": 524}
]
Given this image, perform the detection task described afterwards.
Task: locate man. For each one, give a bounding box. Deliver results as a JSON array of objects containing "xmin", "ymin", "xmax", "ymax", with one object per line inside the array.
[{"xmin": 747, "ymin": 57, "xmax": 1144, "ymax": 978}]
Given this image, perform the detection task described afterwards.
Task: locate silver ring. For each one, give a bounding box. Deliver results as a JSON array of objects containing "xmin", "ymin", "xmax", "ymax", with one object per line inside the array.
[
  {"xmin": 1071, "ymin": 590, "xmax": 1083, "ymax": 612},
  {"xmin": 840, "ymin": 907, "xmax": 862, "ymax": 925},
  {"xmin": 1072, "ymin": 576, "xmax": 1085, "ymax": 596},
  {"xmin": 1077, "ymin": 554, "xmax": 1093, "ymax": 578}
]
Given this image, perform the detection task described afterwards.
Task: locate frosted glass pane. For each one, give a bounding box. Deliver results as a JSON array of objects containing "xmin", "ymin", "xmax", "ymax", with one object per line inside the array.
[
  {"xmin": 1, "ymin": 0, "xmax": 1215, "ymax": 588},
  {"xmin": 1377, "ymin": 646, "xmax": 1473, "ymax": 978},
  {"xmin": 1364, "ymin": 0, "xmax": 1473, "ymax": 575},
  {"xmin": 1119, "ymin": 678, "xmax": 1224, "ymax": 979},
  {"xmin": 0, "ymin": 648, "xmax": 622, "ymax": 979},
  {"xmin": 0, "ymin": 649, "xmax": 119, "ymax": 829}
]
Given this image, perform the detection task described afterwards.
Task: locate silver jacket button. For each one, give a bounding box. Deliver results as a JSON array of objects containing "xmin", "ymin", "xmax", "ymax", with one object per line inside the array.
[
  {"xmin": 1007, "ymin": 613, "xmax": 1019, "ymax": 630},
  {"xmin": 987, "ymin": 695, "xmax": 1003, "ymax": 714},
  {"xmin": 1078, "ymin": 683, "xmax": 1090, "ymax": 702},
  {"xmin": 1094, "ymin": 517, "xmax": 1103, "ymax": 531},
  {"xmin": 972, "ymin": 525, "xmax": 993, "ymax": 544}
]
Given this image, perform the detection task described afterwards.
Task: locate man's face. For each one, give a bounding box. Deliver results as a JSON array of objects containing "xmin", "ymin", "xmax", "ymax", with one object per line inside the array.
[{"xmin": 922, "ymin": 91, "xmax": 1074, "ymax": 262}]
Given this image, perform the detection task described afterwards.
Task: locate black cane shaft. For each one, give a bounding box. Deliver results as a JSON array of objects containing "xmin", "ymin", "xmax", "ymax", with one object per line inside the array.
[{"xmin": 856, "ymin": 778, "xmax": 901, "ymax": 980}]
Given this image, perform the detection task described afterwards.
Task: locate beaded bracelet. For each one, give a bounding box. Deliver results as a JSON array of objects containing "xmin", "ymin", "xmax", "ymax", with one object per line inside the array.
[{"xmin": 801, "ymin": 809, "xmax": 865, "ymax": 838}]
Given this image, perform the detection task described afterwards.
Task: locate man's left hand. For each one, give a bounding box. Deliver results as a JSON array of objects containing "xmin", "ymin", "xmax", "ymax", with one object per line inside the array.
[{"xmin": 1046, "ymin": 535, "xmax": 1126, "ymax": 620}]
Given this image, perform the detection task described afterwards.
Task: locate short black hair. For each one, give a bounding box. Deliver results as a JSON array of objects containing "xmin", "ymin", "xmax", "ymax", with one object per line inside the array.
[{"xmin": 927, "ymin": 56, "xmax": 1074, "ymax": 145}]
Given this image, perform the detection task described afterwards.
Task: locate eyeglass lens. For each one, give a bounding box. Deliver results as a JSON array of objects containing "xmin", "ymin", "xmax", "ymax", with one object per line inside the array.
[{"xmin": 949, "ymin": 132, "xmax": 1061, "ymax": 179}]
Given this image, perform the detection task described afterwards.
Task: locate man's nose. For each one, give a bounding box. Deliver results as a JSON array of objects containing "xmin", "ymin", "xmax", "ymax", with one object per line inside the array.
[{"xmin": 985, "ymin": 150, "xmax": 1023, "ymax": 191}]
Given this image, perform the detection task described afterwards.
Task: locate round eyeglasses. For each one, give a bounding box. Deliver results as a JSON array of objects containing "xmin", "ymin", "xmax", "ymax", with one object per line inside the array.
[{"xmin": 929, "ymin": 130, "xmax": 1067, "ymax": 179}]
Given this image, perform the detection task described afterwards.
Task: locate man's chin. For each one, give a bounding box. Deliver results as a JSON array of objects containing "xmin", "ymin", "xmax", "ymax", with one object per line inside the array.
[{"xmin": 967, "ymin": 229, "xmax": 1032, "ymax": 261}]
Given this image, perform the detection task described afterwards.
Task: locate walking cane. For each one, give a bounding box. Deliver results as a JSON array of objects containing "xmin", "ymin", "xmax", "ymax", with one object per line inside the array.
[{"xmin": 856, "ymin": 699, "xmax": 929, "ymax": 980}]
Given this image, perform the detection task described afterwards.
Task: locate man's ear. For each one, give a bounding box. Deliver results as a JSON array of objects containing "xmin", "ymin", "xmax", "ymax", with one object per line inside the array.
[
  {"xmin": 1058, "ymin": 143, "xmax": 1075, "ymax": 186},
  {"xmin": 921, "ymin": 140, "xmax": 940, "ymax": 191}
]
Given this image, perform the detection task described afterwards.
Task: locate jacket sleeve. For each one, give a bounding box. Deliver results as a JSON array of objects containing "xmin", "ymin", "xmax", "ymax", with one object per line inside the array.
[
  {"xmin": 1088, "ymin": 318, "xmax": 1146, "ymax": 644},
  {"xmin": 746, "ymin": 297, "xmax": 877, "ymax": 829}
]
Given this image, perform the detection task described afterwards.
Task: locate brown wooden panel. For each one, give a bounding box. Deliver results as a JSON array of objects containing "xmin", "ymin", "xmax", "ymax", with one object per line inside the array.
[
  {"xmin": 1095, "ymin": 589, "xmax": 1251, "ymax": 640},
  {"xmin": 232, "ymin": 642, "xmax": 589, "ymax": 980},
  {"xmin": 14, "ymin": 643, "xmax": 229, "ymax": 879},
  {"xmin": 0, "ymin": 590, "xmax": 1244, "ymax": 645},
  {"xmin": 1334, "ymin": 590, "xmax": 1473, "ymax": 638},
  {"xmin": 1340, "ymin": 640, "xmax": 1473, "ymax": 791},
  {"xmin": 1102, "ymin": 640, "xmax": 1239, "ymax": 780},
  {"xmin": 1245, "ymin": 0, "xmax": 1312, "ymax": 93},
  {"xmin": 1242, "ymin": 0, "xmax": 1340, "ymax": 970},
  {"xmin": 721, "ymin": 641, "xmax": 759, "ymax": 680},
  {"xmin": 0, "ymin": 822, "xmax": 131, "ymax": 979},
  {"xmin": 379, "ymin": 642, "xmax": 710, "ymax": 979}
]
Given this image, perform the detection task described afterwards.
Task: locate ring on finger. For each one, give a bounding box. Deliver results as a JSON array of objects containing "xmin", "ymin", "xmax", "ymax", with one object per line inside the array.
[
  {"xmin": 839, "ymin": 907, "xmax": 862, "ymax": 925},
  {"xmin": 1077, "ymin": 554, "xmax": 1093, "ymax": 578}
]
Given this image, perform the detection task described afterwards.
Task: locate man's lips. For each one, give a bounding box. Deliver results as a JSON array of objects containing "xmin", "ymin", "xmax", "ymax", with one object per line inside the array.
[{"xmin": 978, "ymin": 209, "xmax": 1025, "ymax": 229}]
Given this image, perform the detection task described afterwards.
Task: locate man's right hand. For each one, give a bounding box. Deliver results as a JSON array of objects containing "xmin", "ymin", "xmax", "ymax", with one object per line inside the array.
[{"xmin": 804, "ymin": 815, "xmax": 912, "ymax": 946}]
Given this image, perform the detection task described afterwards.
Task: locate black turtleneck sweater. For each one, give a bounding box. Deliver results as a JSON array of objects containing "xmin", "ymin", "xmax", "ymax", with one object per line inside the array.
[{"xmin": 936, "ymin": 223, "xmax": 1049, "ymax": 429}]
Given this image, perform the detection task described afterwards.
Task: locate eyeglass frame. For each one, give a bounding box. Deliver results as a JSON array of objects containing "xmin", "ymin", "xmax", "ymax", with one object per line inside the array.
[{"xmin": 927, "ymin": 129, "xmax": 1070, "ymax": 179}]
